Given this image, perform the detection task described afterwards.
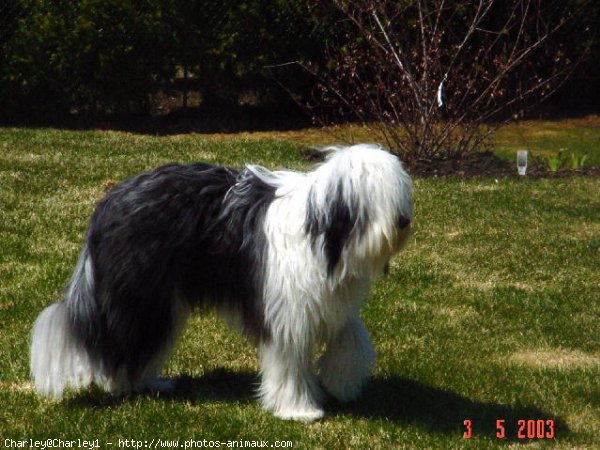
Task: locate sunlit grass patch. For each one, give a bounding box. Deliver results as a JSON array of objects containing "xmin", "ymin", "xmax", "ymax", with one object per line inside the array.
[{"xmin": 507, "ymin": 349, "xmax": 600, "ymax": 370}]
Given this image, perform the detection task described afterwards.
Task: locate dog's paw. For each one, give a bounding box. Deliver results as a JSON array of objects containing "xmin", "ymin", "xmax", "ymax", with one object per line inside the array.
[
  {"xmin": 318, "ymin": 353, "xmax": 367, "ymax": 403},
  {"xmin": 273, "ymin": 406, "xmax": 325, "ymax": 423}
]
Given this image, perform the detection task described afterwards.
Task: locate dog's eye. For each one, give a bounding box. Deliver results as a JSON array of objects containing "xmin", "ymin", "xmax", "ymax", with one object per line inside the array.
[{"xmin": 397, "ymin": 215, "xmax": 411, "ymax": 230}]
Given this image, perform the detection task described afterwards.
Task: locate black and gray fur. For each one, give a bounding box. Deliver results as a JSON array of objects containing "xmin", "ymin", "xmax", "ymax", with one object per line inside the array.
[{"xmin": 32, "ymin": 162, "xmax": 275, "ymax": 394}]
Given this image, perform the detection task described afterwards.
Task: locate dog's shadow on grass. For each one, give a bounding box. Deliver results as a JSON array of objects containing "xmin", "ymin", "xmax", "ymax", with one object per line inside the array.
[
  {"xmin": 67, "ymin": 369, "xmax": 568, "ymax": 441},
  {"xmin": 170, "ymin": 369, "xmax": 258, "ymax": 404},
  {"xmin": 64, "ymin": 368, "xmax": 258, "ymax": 409},
  {"xmin": 331, "ymin": 376, "xmax": 569, "ymax": 441}
]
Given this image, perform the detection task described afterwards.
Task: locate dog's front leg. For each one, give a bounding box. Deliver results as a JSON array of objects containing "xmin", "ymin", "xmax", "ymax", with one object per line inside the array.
[
  {"xmin": 318, "ymin": 316, "xmax": 376, "ymax": 403},
  {"xmin": 258, "ymin": 339, "xmax": 324, "ymax": 422}
]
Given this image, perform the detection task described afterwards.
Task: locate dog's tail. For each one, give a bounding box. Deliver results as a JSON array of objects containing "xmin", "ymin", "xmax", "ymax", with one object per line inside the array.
[{"xmin": 31, "ymin": 245, "xmax": 99, "ymax": 397}]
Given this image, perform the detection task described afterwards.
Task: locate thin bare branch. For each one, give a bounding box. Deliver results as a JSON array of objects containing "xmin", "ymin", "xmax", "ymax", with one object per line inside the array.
[{"xmin": 372, "ymin": 10, "xmax": 425, "ymax": 113}]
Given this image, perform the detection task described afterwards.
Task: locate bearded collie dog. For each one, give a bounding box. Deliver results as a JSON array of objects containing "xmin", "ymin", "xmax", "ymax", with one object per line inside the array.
[{"xmin": 31, "ymin": 144, "xmax": 412, "ymax": 421}]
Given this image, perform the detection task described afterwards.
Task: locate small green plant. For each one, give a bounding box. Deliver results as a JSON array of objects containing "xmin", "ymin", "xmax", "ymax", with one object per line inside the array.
[
  {"xmin": 546, "ymin": 149, "xmax": 589, "ymax": 171},
  {"xmin": 546, "ymin": 150, "xmax": 566, "ymax": 172},
  {"xmin": 569, "ymin": 150, "xmax": 589, "ymax": 169}
]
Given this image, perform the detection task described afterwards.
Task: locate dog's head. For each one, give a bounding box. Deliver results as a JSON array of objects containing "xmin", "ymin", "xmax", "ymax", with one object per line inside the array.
[{"xmin": 305, "ymin": 144, "xmax": 413, "ymax": 277}]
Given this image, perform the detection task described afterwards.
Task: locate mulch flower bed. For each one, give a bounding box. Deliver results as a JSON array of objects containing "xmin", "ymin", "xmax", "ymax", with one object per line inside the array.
[
  {"xmin": 404, "ymin": 151, "xmax": 600, "ymax": 179},
  {"xmin": 301, "ymin": 148, "xmax": 600, "ymax": 179}
]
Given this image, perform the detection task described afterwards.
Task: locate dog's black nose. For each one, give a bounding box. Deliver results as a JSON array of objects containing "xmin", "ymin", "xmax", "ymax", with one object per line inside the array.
[{"xmin": 397, "ymin": 215, "xmax": 411, "ymax": 230}]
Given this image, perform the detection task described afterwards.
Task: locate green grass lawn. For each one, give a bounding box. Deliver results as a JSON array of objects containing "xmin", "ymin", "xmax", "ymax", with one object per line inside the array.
[{"xmin": 0, "ymin": 127, "xmax": 599, "ymax": 449}]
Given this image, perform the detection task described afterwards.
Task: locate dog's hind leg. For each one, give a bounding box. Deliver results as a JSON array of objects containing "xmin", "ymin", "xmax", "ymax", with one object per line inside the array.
[
  {"xmin": 258, "ymin": 339, "xmax": 324, "ymax": 422},
  {"xmin": 132, "ymin": 298, "xmax": 191, "ymax": 394},
  {"xmin": 317, "ymin": 316, "xmax": 376, "ymax": 403}
]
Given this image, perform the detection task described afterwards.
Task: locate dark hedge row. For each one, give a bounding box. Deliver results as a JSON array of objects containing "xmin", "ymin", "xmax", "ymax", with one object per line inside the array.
[
  {"xmin": 0, "ymin": 0, "xmax": 597, "ymax": 123},
  {"xmin": 0, "ymin": 0, "xmax": 336, "ymax": 121}
]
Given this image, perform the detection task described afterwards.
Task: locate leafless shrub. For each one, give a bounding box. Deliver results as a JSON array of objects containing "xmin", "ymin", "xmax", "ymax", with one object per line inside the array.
[{"xmin": 305, "ymin": 0, "xmax": 593, "ymax": 162}]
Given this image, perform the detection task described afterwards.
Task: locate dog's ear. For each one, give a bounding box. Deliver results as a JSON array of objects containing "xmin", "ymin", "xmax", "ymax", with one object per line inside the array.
[{"xmin": 305, "ymin": 182, "xmax": 367, "ymax": 275}]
